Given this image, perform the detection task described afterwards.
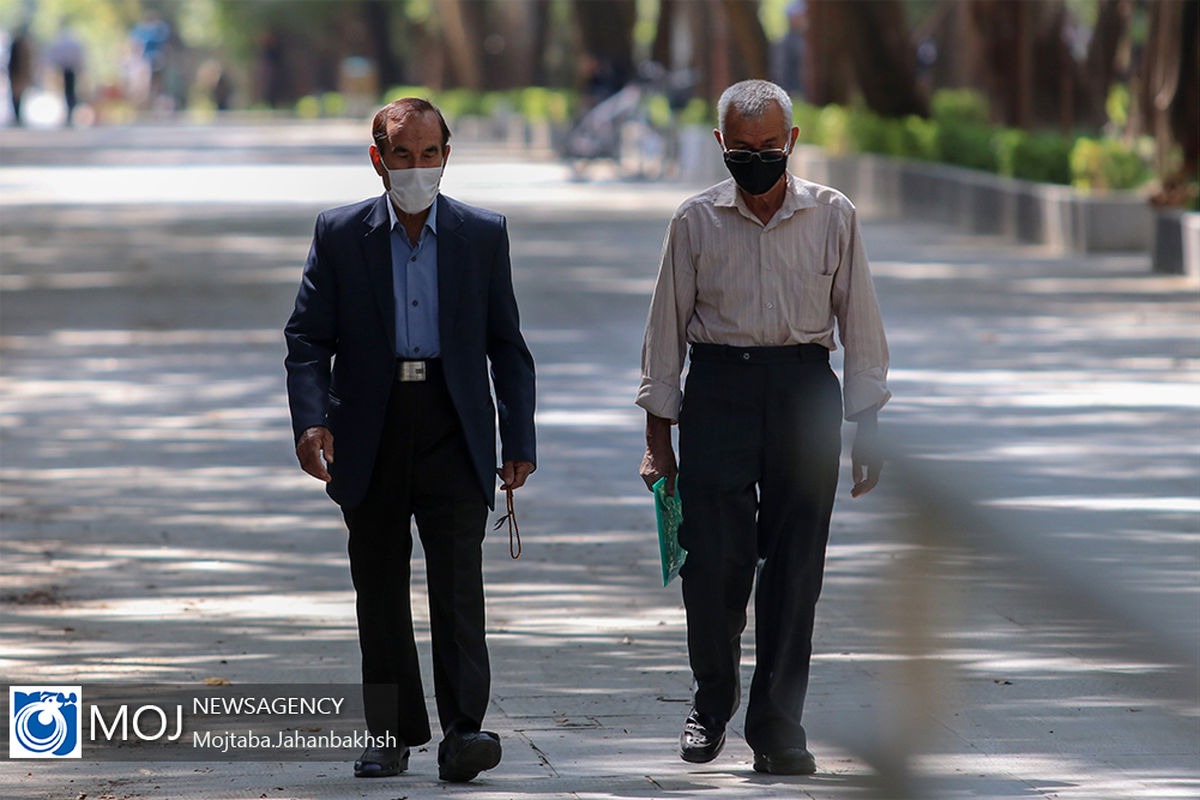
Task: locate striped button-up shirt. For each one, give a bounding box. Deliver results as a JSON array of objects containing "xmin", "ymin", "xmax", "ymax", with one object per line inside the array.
[{"xmin": 636, "ymin": 174, "xmax": 890, "ymax": 422}]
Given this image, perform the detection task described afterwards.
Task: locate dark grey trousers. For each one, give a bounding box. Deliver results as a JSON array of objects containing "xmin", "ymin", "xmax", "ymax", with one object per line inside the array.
[{"xmin": 677, "ymin": 343, "xmax": 842, "ymax": 754}]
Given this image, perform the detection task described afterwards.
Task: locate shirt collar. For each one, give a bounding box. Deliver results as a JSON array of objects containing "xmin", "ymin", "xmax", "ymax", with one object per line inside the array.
[
  {"xmin": 386, "ymin": 193, "xmax": 439, "ymax": 237},
  {"xmin": 715, "ymin": 173, "xmax": 817, "ymax": 228}
]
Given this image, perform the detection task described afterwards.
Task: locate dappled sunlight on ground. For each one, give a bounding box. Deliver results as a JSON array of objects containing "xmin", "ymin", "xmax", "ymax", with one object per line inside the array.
[{"xmin": 1, "ymin": 129, "xmax": 1197, "ymax": 797}]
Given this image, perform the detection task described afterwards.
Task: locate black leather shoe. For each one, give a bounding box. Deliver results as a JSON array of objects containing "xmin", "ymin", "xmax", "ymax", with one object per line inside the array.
[
  {"xmin": 679, "ymin": 709, "xmax": 726, "ymax": 763},
  {"xmin": 438, "ymin": 730, "xmax": 502, "ymax": 782},
  {"xmin": 753, "ymin": 746, "xmax": 817, "ymax": 775},
  {"xmin": 353, "ymin": 744, "xmax": 409, "ymax": 777}
]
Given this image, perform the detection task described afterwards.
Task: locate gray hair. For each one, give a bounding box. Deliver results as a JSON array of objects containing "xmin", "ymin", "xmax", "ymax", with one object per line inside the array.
[{"xmin": 717, "ymin": 79, "xmax": 793, "ymax": 137}]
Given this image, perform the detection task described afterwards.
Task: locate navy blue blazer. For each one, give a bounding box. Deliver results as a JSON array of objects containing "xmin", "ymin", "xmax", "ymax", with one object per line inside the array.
[{"xmin": 285, "ymin": 193, "xmax": 537, "ymax": 510}]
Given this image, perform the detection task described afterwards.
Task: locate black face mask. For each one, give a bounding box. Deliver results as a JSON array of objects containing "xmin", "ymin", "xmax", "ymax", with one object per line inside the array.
[{"xmin": 723, "ymin": 149, "xmax": 789, "ymax": 196}]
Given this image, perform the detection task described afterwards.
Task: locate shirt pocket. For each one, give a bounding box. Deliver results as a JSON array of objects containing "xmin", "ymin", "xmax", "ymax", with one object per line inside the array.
[{"xmin": 795, "ymin": 271, "xmax": 834, "ymax": 330}]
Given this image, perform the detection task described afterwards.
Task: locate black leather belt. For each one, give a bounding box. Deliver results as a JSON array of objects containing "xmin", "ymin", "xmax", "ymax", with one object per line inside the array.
[{"xmin": 689, "ymin": 343, "xmax": 829, "ymax": 363}]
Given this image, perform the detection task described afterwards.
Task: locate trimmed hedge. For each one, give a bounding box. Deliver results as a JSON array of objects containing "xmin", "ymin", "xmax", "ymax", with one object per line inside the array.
[
  {"xmin": 365, "ymin": 85, "xmax": 1151, "ymax": 193},
  {"xmin": 996, "ymin": 130, "xmax": 1074, "ymax": 185},
  {"xmin": 380, "ymin": 85, "xmax": 576, "ymax": 125},
  {"xmin": 1070, "ymin": 137, "xmax": 1151, "ymax": 192},
  {"xmin": 791, "ymin": 90, "xmax": 1151, "ymax": 193}
]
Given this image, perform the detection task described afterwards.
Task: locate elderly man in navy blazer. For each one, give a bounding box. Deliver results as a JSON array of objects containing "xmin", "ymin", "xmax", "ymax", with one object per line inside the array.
[{"xmin": 285, "ymin": 98, "xmax": 536, "ymax": 782}]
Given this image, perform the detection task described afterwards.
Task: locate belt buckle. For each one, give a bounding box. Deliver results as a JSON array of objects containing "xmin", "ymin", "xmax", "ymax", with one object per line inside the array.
[{"xmin": 399, "ymin": 361, "xmax": 427, "ymax": 382}]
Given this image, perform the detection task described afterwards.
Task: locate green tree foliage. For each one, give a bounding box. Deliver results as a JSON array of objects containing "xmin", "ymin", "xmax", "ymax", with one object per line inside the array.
[{"xmin": 1070, "ymin": 138, "xmax": 1151, "ymax": 192}]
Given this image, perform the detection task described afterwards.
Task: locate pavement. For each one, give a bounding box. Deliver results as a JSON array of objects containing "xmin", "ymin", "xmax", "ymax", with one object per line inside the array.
[{"xmin": 1, "ymin": 121, "xmax": 1198, "ymax": 800}]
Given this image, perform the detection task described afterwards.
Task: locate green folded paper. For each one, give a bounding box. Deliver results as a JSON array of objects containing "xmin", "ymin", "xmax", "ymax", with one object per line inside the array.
[{"xmin": 653, "ymin": 477, "xmax": 686, "ymax": 586}]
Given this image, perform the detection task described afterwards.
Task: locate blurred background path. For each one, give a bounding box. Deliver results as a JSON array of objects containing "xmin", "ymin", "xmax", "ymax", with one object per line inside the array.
[{"xmin": 1, "ymin": 122, "xmax": 1197, "ymax": 799}]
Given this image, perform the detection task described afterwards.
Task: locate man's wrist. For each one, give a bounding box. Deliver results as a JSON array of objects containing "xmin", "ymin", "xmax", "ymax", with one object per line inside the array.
[
  {"xmin": 296, "ymin": 425, "xmax": 328, "ymax": 445},
  {"xmin": 645, "ymin": 413, "xmax": 674, "ymax": 447},
  {"xmin": 849, "ymin": 407, "xmax": 878, "ymax": 429}
]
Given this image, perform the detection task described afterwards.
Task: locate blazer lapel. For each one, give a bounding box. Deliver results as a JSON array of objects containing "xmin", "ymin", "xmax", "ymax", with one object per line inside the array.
[
  {"xmin": 362, "ymin": 195, "xmax": 397, "ymax": 357},
  {"xmin": 437, "ymin": 195, "xmax": 468, "ymax": 345}
]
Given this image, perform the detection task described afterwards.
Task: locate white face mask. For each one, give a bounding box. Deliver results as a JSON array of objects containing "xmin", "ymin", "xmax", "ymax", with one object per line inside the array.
[{"xmin": 386, "ymin": 165, "xmax": 443, "ymax": 214}]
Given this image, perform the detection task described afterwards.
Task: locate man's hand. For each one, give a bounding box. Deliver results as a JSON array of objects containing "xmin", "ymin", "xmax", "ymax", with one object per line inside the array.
[
  {"xmin": 850, "ymin": 409, "xmax": 883, "ymax": 498},
  {"xmin": 296, "ymin": 425, "xmax": 334, "ymax": 482},
  {"xmin": 497, "ymin": 460, "xmax": 535, "ymax": 490},
  {"xmin": 639, "ymin": 412, "xmax": 678, "ymax": 496}
]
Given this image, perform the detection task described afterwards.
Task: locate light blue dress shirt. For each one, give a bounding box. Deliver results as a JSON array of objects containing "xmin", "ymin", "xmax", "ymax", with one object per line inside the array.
[{"xmin": 387, "ymin": 195, "xmax": 440, "ymax": 358}]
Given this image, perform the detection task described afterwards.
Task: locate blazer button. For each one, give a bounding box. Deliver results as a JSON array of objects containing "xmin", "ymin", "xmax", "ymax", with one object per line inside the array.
[{"xmin": 742, "ymin": 352, "xmax": 751, "ymax": 361}]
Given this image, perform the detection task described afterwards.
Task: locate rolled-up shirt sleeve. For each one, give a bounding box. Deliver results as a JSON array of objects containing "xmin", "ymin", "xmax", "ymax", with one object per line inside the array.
[
  {"xmin": 832, "ymin": 206, "xmax": 891, "ymax": 419},
  {"xmin": 636, "ymin": 214, "xmax": 695, "ymax": 422}
]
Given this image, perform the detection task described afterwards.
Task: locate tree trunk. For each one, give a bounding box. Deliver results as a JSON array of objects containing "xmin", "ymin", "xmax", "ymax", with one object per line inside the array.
[
  {"xmin": 572, "ymin": 0, "xmax": 637, "ymax": 88},
  {"xmin": 529, "ymin": 0, "xmax": 552, "ymax": 85},
  {"xmin": 805, "ymin": 0, "xmax": 854, "ymax": 106},
  {"xmin": 839, "ymin": 0, "xmax": 928, "ymax": 117},
  {"xmin": 1137, "ymin": 0, "xmax": 1199, "ymax": 192},
  {"xmin": 950, "ymin": 0, "xmax": 1128, "ymax": 130},
  {"xmin": 805, "ymin": 0, "xmax": 925, "ymax": 116},
  {"xmin": 484, "ymin": 0, "xmax": 539, "ymax": 88},
  {"xmin": 364, "ymin": 0, "xmax": 402, "ymax": 88},
  {"xmin": 676, "ymin": 0, "xmax": 720, "ymax": 101},
  {"xmin": 438, "ymin": 0, "xmax": 485, "ymax": 89},
  {"xmin": 652, "ymin": 0, "xmax": 678, "ymax": 68},
  {"xmin": 1013, "ymin": 0, "xmax": 1033, "ymax": 128},
  {"xmin": 1084, "ymin": 0, "xmax": 1130, "ymax": 125},
  {"xmin": 722, "ymin": 0, "xmax": 769, "ymax": 80},
  {"xmin": 708, "ymin": 0, "xmax": 730, "ymax": 97}
]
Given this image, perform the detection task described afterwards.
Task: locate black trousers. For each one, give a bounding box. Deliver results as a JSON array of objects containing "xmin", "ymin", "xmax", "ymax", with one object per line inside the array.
[
  {"xmin": 62, "ymin": 68, "xmax": 77, "ymax": 118},
  {"xmin": 677, "ymin": 344, "xmax": 842, "ymax": 754},
  {"xmin": 342, "ymin": 362, "xmax": 489, "ymax": 747}
]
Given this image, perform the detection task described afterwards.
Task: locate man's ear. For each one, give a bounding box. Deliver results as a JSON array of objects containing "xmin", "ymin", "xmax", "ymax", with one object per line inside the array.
[
  {"xmin": 369, "ymin": 144, "xmax": 386, "ymax": 178},
  {"xmin": 788, "ymin": 126, "xmax": 799, "ymax": 151},
  {"xmin": 712, "ymin": 128, "xmax": 723, "ymax": 149},
  {"xmin": 442, "ymin": 143, "xmax": 451, "ymax": 167}
]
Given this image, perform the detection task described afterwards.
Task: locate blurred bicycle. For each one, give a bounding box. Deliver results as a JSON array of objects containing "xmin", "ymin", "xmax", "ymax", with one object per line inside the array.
[{"xmin": 562, "ymin": 61, "xmax": 695, "ymax": 181}]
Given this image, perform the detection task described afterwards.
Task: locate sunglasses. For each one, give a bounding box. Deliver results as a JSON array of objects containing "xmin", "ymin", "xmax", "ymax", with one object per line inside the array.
[{"xmin": 722, "ymin": 147, "xmax": 790, "ymax": 164}]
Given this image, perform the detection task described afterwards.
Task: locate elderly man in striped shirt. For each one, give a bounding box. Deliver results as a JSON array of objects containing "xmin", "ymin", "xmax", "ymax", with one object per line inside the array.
[{"xmin": 637, "ymin": 79, "xmax": 890, "ymax": 775}]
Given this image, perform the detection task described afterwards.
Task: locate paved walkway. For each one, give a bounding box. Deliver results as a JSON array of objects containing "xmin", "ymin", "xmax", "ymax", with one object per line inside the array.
[{"xmin": 1, "ymin": 122, "xmax": 1197, "ymax": 799}]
